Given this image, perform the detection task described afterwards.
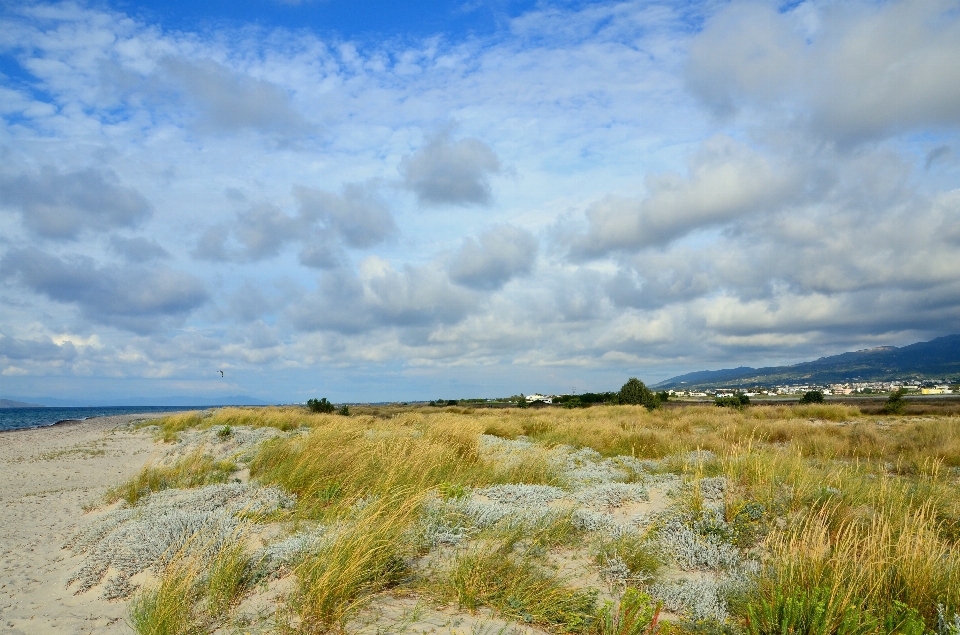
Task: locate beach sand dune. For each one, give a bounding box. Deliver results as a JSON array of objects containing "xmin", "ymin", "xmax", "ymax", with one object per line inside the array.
[{"xmin": 0, "ymin": 414, "xmax": 169, "ymax": 635}]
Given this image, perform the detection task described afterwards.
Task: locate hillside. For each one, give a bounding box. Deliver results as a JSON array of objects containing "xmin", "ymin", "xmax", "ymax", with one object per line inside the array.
[
  {"xmin": 0, "ymin": 399, "xmax": 44, "ymax": 408},
  {"xmin": 656, "ymin": 334, "xmax": 960, "ymax": 390}
]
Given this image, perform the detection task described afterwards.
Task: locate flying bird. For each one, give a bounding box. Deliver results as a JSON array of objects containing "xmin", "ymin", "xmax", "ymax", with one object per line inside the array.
[{"xmin": 219, "ymin": 370, "xmax": 224, "ymax": 377}]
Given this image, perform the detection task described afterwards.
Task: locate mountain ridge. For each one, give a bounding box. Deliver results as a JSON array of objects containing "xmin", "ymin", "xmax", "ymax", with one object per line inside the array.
[{"xmin": 655, "ymin": 334, "xmax": 960, "ymax": 390}]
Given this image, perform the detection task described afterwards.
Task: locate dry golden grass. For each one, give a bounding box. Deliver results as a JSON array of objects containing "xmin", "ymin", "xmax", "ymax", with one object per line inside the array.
[
  {"xmin": 128, "ymin": 533, "xmax": 251, "ymax": 635},
  {"xmin": 135, "ymin": 403, "xmax": 960, "ymax": 634},
  {"xmin": 286, "ymin": 492, "xmax": 424, "ymax": 633}
]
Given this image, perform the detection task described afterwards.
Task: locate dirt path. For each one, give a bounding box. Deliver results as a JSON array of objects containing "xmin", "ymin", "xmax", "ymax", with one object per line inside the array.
[{"xmin": 0, "ymin": 414, "xmax": 169, "ymax": 635}]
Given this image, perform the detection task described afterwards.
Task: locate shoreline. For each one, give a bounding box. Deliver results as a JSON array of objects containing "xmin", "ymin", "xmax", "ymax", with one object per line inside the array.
[
  {"xmin": 0, "ymin": 407, "xmax": 201, "ymax": 435},
  {"xmin": 0, "ymin": 412, "xmax": 170, "ymax": 635}
]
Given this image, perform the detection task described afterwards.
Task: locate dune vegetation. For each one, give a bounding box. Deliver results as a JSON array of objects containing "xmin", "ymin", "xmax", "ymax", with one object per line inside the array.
[{"xmin": 68, "ymin": 403, "xmax": 960, "ymax": 635}]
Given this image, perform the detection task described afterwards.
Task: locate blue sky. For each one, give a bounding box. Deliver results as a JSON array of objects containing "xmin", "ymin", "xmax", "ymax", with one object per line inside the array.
[{"xmin": 1, "ymin": 0, "xmax": 959, "ymax": 403}]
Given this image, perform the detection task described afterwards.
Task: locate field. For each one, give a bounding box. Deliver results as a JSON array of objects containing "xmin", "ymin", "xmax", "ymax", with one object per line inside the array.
[{"xmin": 66, "ymin": 403, "xmax": 960, "ymax": 635}]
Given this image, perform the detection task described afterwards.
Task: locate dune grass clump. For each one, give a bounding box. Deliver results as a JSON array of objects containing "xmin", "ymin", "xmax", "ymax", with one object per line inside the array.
[
  {"xmin": 597, "ymin": 588, "xmax": 662, "ymax": 635},
  {"xmin": 150, "ymin": 406, "xmax": 328, "ymax": 442},
  {"xmin": 286, "ymin": 494, "xmax": 423, "ymax": 632},
  {"xmin": 107, "ymin": 449, "xmax": 237, "ymax": 506},
  {"xmin": 447, "ymin": 546, "xmax": 598, "ymax": 632},
  {"xmin": 128, "ymin": 537, "xmax": 252, "ymax": 635},
  {"xmin": 249, "ymin": 414, "xmax": 564, "ymax": 520},
  {"xmin": 747, "ymin": 501, "xmax": 960, "ymax": 632}
]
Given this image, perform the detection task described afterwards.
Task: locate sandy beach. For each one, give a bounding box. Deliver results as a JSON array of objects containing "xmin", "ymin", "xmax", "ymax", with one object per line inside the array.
[{"xmin": 0, "ymin": 414, "xmax": 171, "ymax": 635}]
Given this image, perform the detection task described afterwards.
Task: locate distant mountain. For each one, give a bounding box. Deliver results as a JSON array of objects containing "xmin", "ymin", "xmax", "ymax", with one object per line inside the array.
[
  {"xmin": 656, "ymin": 334, "xmax": 960, "ymax": 390},
  {"xmin": 0, "ymin": 395, "xmax": 272, "ymax": 407},
  {"xmin": 0, "ymin": 399, "xmax": 45, "ymax": 408}
]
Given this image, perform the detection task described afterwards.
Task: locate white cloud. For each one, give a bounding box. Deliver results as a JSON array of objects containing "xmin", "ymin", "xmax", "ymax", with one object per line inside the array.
[
  {"xmin": 399, "ymin": 129, "xmax": 502, "ymax": 207},
  {"xmin": 448, "ymin": 224, "xmax": 538, "ymax": 290},
  {"xmin": 570, "ymin": 135, "xmax": 803, "ymax": 256},
  {"xmin": 687, "ymin": 0, "xmax": 960, "ymax": 141}
]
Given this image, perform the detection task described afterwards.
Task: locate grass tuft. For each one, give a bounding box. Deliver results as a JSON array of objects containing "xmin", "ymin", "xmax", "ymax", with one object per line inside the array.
[{"xmin": 107, "ymin": 450, "xmax": 237, "ymax": 506}]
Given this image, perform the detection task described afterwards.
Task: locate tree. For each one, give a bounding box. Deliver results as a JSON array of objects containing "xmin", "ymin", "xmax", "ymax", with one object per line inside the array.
[
  {"xmin": 883, "ymin": 389, "xmax": 906, "ymax": 415},
  {"xmin": 656, "ymin": 390, "xmax": 670, "ymax": 403},
  {"xmin": 306, "ymin": 397, "xmax": 335, "ymax": 413},
  {"xmin": 516, "ymin": 394, "xmax": 528, "ymax": 409},
  {"xmin": 618, "ymin": 378, "xmax": 661, "ymax": 411},
  {"xmin": 799, "ymin": 390, "xmax": 824, "ymax": 404}
]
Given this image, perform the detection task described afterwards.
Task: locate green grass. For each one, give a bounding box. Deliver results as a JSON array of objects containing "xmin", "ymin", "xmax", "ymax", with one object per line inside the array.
[
  {"xmin": 597, "ymin": 588, "xmax": 663, "ymax": 635},
  {"xmin": 594, "ymin": 532, "xmax": 663, "ymax": 582},
  {"xmin": 445, "ymin": 546, "xmax": 598, "ymax": 632}
]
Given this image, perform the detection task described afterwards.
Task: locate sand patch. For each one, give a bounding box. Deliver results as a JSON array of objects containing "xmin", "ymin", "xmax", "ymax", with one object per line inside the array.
[
  {"xmin": 349, "ymin": 593, "xmax": 552, "ymax": 635},
  {"xmin": 0, "ymin": 413, "xmax": 169, "ymax": 635}
]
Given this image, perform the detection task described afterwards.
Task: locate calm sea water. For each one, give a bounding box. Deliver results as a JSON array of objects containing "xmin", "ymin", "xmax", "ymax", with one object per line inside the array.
[{"xmin": 0, "ymin": 406, "xmax": 199, "ymax": 432}]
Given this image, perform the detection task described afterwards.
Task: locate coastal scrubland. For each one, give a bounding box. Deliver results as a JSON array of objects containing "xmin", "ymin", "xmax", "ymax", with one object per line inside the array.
[{"xmin": 66, "ymin": 403, "xmax": 960, "ymax": 635}]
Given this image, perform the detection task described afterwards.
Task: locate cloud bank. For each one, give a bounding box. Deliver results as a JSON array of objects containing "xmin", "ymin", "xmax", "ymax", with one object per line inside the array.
[{"xmin": 1, "ymin": 0, "xmax": 958, "ymax": 401}]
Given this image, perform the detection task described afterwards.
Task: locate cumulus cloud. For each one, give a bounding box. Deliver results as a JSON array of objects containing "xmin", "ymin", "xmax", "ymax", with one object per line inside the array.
[
  {"xmin": 0, "ymin": 249, "xmax": 208, "ymax": 334},
  {"xmin": 0, "ymin": 166, "xmax": 152, "ymax": 239},
  {"xmin": 295, "ymin": 184, "xmax": 397, "ymax": 249},
  {"xmin": 233, "ymin": 204, "xmax": 301, "ymax": 260},
  {"xmin": 159, "ymin": 58, "xmax": 312, "ymax": 135},
  {"xmin": 110, "ymin": 236, "xmax": 172, "ymax": 262},
  {"xmin": 289, "ymin": 258, "xmax": 476, "ymax": 334},
  {"xmin": 0, "ymin": 335, "xmax": 77, "ymax": 362},
  {"xmin": 194, "ymin": 184, "xmax": 396, "ymax": 265},
  {"xmin": 449, "ymin": 225, "xmax": 538, "ymax": 290},
  {"xmin": 570, "ymin": 135, "xmax": 803, "ymax": 257},
  {"xmin": 687, "ymin": 0, "xmax": 960, "ymax": 141},
  {"xmin": 399, "ymin": 130, "xmax": 501, "ymax": 207}
]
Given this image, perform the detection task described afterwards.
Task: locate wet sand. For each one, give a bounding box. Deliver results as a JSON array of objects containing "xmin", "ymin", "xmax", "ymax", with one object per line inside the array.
[{"xmin": 0, "ymin": 413, "xmax": 171, "ymax": 635}]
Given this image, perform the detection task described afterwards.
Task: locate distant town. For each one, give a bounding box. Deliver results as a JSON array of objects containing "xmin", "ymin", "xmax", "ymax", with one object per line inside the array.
[
  {"xmin": 519, "ymin": 380, "xmax": 958, "ymax": 404},
  {"xmin": 670, "ymin": 380, "xmax": 957, "ymax": 398}
]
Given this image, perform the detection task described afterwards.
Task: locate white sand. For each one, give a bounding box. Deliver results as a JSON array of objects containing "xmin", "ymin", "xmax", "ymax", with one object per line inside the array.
[{"xmin": 0, "ymin": 414, "xmax": 170, "ymax": 635}]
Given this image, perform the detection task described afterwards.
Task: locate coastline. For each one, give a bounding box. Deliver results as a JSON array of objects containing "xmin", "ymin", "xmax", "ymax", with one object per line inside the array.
[
  {"xmin": 0, "ymin": 407, "xmax": 200, "ymax": 434},
  {"xmin": 0, "ymin": 412, "xmax": 170, "ymax": 635}
]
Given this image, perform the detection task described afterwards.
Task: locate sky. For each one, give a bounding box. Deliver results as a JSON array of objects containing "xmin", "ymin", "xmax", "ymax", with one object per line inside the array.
[{"xmin": 1, "ymin": 0, "xmax": 959, "ymax": 403}]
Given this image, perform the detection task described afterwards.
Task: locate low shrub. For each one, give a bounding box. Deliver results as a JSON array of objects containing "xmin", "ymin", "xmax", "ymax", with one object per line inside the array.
[
  {"xmin": 715, "ymin": 394, "xmax": 750, "ymax": 410},
  {"xmin": 798, "ymin": 391, "xmax": 825, "ymax": 405}
]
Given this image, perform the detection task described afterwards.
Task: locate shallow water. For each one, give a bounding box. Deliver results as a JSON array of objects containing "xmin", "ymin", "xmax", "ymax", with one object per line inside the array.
[{"xmin": 0, "ymin": 406, "xmax": 196, "ymax": 432}]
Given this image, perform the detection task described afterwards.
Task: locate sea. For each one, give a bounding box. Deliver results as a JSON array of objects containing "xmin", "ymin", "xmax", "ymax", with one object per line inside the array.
[{"xmin": 0, "ymin": 406, "xmax": 199, "ymax": 432}]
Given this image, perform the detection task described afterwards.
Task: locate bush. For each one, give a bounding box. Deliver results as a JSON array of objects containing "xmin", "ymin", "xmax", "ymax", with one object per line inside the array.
[
  {"xmin": 306, "ymin": 398, "xmax": 335, "ymax": 414},
  {"xmin": 337, "ymin": 405, "xmax": 350, "ymax": 416},
  {"xmin": 715, "ymin": 394, "xmax": 750, "ymax": 410},
  {"xmin": 798, "ymin": 390, "xmax": 824, "ymax": 405},
  {"xmin": 656, "ymin": 391, "xmax": 670, "ymax": 403},
  {"xmin": 618, "ymin": 378, "xmax": 661, "ymax": 411}
]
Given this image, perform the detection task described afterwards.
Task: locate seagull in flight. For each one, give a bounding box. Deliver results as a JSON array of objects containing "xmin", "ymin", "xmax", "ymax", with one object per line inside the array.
[{"xmin": 219, "ymin": 370, "xmax": 224, "ymax": 377}]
